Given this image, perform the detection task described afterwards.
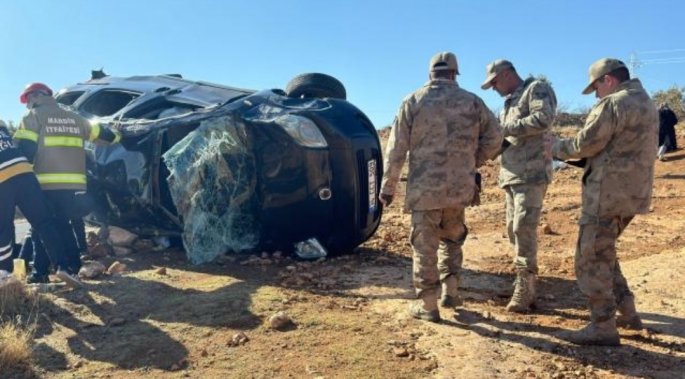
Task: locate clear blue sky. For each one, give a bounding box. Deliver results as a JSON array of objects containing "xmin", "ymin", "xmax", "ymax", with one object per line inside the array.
[{"xmin": 1, "ymin": 0, "xmax": 684, "ymax": 128}]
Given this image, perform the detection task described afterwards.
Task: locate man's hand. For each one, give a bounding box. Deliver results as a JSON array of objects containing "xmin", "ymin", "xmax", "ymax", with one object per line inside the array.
[{"xmin": 379, "ymin": 193, "xmax": 394, "ymax": 207}]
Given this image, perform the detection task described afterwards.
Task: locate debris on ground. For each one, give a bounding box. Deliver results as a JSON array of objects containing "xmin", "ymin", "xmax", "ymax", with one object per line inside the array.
[
  {"xmin": 294, "ymin": 238, "xmax": 328, "ymax": 259},
  {"xmin": 552, "ymin": 159, "xmax": 568, "ymax": 170},
  {"xmin": 227, "ymin": 332, "xmax": 249, "ymax": 347},
  {"xmin": 132, "ymin": 239, "xmax": 156, "ymax": 251},
  {"xmin": 27, "ymin": 282, "xmax": 66, "ymax": 293},
  {"xmin": 79, "ymin": 261, "xmax": 107, "ymax": 279},
  {"xmin": 86, "ymin": 229, "xmax": 114, "ymax": 258},
  {"xmin": 113, "ymin": 246, "xmax": 133, "ymax": 257},
  {"xmin": 107, "ymin": 261, "xmax": 127, "ymax": 275},
  {"xmin": 86, "ymin": 227, "xmax": 164, "ymax": 261},
  {"xmin": 88, "ymin": 240, "xmax": 114, "ymax": 259},
  {"xmin": 107, "ymin": 226, "xmax": 139, "ymax": 247},
  {"xmin": 268, "ymin": 311, "xmax": 293, "ymax": 330}
]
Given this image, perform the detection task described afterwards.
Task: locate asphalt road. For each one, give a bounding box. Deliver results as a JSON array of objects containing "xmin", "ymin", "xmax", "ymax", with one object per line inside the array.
[{"xmin": 15, "ymin": 220, "xmax": 30, "ymax": 241}]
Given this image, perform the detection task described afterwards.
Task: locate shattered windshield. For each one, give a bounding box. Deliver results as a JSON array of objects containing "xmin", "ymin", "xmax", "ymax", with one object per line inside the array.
[{"xmin": 162, "ymin": 116, "xmax": 260, "ymax": 264}]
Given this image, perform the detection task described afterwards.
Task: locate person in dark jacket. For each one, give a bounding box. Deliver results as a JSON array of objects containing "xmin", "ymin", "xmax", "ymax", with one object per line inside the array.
[
  {"xmin": 657, "ymin": 103, "xmax": 678, "ymax": 160},
  {"xmin": 0, "ymin": 119, "xmax": 81, "ymax": 287}
]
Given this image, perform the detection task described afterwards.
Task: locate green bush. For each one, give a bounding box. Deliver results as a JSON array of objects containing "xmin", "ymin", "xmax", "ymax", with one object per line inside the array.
[{"xmin": 652, "ymin": 85, "xmax": 685, "ymax": 122}]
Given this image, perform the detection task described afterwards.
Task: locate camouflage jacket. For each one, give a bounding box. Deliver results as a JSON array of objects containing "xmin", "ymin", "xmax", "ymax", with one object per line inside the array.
[
  {"xmin": 552, "ymin": 79, "xmax": 657, "ymax": 223},
  {"xmin": 381, "ymin": 79, "xmax": 503, "ymax": 212},
  {"xmin": 499, "ymin": 77, "xmax": 557, "ymax": 187}
]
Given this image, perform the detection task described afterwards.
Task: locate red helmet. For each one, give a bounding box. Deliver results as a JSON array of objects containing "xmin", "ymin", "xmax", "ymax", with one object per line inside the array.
[{"xmin": 20, "ymin": 82, "xmax": 53, "ymax": 104}]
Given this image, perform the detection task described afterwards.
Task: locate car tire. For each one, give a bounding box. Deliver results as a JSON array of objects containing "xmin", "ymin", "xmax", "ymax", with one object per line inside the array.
[{"xmin": 285, "ymin": 73, "xmax": 347, "ymax": 100}]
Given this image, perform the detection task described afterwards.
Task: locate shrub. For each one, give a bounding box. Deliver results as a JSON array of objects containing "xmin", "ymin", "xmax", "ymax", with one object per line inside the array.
[
  {"xmin": 0, "ymin": 321, "xmax": 34, "ymax": 371},
  {"xmin": 0, "ymin": 280, "xmax": 39, "ymax": 373},
  {"xmin": 652, "ymin": 85, "xmax": 685, "ymax": 121}
]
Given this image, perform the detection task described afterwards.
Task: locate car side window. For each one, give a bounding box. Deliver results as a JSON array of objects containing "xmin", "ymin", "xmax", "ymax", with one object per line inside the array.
[
  {"xmin": 80, "ymin": 90, "xmax": 141, "ymax": 117},
  {"xmin": 55, "ymin": 91, "xmax": 86, "ymax": 106},
  {"xmin": 123, "ymin": 99, "xmax": 199, "ymax": 120}
]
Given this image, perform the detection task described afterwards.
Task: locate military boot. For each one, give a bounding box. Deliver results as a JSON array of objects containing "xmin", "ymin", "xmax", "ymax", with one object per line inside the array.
[
  {"xmin": 506, "ymin": 270, "xmax": 536, "ymax": 312},
  {"xmin": 409, "ymin": 292, "xmax": 441, "ymax": 322},
  {"xmin": 440, "ymin": 275, "xmax": 463, "ymax": 308},
  {"xmin": 616, "ymin": 296, "xmax": 643, "ymax": 330},
  {"xmin": 558, "ymin": 319, "xmax": 620, "ymax": 346}
]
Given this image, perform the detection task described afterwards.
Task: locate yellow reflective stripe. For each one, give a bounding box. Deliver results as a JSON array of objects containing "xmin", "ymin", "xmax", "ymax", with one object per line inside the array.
[
  {"xmin": 13, "ymin": 129, "xmax": 39, "ymax": 142},
  {"xmin": 89, "ymin": 122, "xmax": 101, "ymax": 142},
  {"xmin": 35, "ymin": 173, "xmax": 86, "ymax": 184},
  {"xmin": 44, "ymin": 136, "xmax": 84, "ymax": 147},
  {"xmin": 0, "ymin": 162, "xmax": 33, "ymax": 184},
  {"xmin": 112, "ymin": 131, "xmax": 122, "ymax": 144}
]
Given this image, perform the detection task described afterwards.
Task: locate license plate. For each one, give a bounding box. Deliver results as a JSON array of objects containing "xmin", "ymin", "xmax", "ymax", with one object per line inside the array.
[{"xmin": 367, "ymin": 159, "xmax": 377, "ymax": 212}]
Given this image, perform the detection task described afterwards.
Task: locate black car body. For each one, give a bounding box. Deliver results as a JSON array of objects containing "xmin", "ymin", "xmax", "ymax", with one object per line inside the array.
[{"xmin": 55, "ymin": 73, "xmax": 383, "ymax": 263}]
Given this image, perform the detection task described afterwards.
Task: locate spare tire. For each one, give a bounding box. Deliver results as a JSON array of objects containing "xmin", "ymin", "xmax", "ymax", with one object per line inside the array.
[{"xmin": 285, "ymin": 73, "xmax": 346, "ymax": 100}]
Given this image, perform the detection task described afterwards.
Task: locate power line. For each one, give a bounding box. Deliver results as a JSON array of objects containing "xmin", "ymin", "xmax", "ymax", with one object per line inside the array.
[
  {"xmin": 629, "ymin": 50, "xmax": 685, "ymax": 74},
  {"xmin": 635, "ymin": 48, "xmax": 685, "ymax": 55},
  {"xmin": 640, "ymin": 57, "xmax": 685, "ymax": 63}
]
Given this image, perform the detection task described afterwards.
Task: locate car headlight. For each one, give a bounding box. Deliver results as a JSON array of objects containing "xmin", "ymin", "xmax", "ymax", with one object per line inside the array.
[{"xmin": 276, "ymin": 115, "xmax": 327, "ymax": 148}]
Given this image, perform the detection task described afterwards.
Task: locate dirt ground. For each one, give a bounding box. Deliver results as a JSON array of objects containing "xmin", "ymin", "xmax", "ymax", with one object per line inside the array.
[{"xmin": 5, "ymin": 127, "xmax": 685, "ymax": 379}]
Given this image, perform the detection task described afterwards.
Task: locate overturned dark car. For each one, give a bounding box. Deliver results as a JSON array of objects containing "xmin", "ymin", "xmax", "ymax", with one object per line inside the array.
[{"xmin": 55, "ymin": 73, "xmax": 383, "ymax": 263}]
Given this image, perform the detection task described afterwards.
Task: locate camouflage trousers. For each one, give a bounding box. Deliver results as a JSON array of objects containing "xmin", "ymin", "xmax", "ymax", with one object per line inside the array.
[
  {"xmin": 576, "ymin": 216, "xmax": 634, "ymax": 322},
  {"xmin": 505, "ymin": 183, "xmax": 547, "ymax": 273},
  {"xmin": 410, "ymin": 207, "xmax": 468, "ymax": 299}
]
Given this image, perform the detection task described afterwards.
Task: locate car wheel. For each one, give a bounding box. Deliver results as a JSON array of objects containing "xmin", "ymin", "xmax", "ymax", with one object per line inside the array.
[{"xmin": 285, "ymin": 73, "xmax": 347, "ymax": 100}]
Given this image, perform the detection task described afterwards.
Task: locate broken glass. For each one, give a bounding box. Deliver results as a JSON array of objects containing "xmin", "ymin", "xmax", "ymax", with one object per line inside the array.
[{"xmin": 162, "ymin": 116, "xmax": 260, "ymax": 264}]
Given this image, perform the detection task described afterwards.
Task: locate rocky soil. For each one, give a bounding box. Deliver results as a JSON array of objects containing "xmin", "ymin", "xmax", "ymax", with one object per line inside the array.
[{"xmin": 5, "ymin": 127, "xmax": 685, "ymax": 379}]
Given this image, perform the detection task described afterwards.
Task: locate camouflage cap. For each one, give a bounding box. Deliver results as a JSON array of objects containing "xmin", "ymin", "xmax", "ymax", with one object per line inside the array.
[
  {"xmin": 0, "ymin": 119, "xmax": 6, "ymax": 128},
  {"xmin": 582, "ymin": 58, "xmax": 628, "ymax": 95},
  {"xmin": 430, "ymin": 52, "xmax": 459, "ymax": 74},
  {"xmin": 481, "ymin": 59, "xmax": 514, "ymax": 90}
]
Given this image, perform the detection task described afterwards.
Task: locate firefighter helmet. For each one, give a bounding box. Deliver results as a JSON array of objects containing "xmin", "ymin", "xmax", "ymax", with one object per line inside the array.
[{"xmin": 20, "ymin": 82, "xmax": 53, "ymax": 104}]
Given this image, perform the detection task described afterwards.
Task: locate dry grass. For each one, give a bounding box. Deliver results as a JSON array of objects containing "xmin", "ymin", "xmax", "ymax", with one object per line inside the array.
[
  {"xmin": 0, "ymin": 321, "xmax": 34, "ymax": 371},
  {"xmin": 0, "ymin": 280, "xmax": 34, "ymax": 317},
  {"xmin": 551, "ymin": 125, "xmax": 581, "ymax": 138},
  {"xmin": 0, "ymin": 280, "xmax": 39, "ymax": 373}
]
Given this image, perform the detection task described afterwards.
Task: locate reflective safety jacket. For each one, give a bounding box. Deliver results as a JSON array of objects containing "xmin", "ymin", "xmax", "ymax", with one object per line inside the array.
[
  {"xmin": 13, "ymin": 96, "xmax": 121, "ymax": 191},
  {"xmin": 0, "ymin": 124, "xmax": 32, "ymax": 184}
]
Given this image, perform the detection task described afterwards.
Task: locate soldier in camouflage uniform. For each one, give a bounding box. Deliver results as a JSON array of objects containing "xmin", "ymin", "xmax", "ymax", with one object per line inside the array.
[
  {"xmin": 553, "ymin": 58, "xmax": 657, "ymax": 346},
  {"xmin": 380, "ymin": 52, "xmax": 503, "ymax": 322},
  {"xmin": 481, "ymin": 60, "xmax": 557, "ymax": 312}
]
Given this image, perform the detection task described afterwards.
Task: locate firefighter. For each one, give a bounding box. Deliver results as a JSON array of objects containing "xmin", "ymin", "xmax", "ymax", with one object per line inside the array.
[
  {"xmin": 13, "ymin": 82, "xmax": 121, "ymax": 283},
  {"xmin": 0, "ymin": 119, "xmax": 81, "ymax": 287}
]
